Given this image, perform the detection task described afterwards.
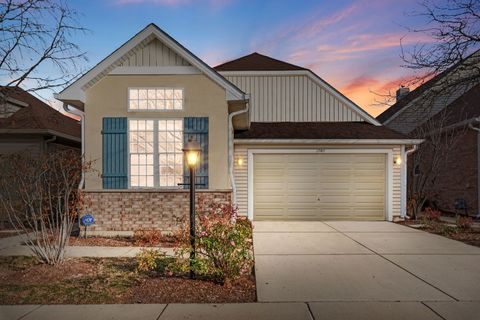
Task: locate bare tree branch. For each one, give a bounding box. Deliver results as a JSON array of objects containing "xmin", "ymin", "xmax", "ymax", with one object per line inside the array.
[{"xmin": 0, "ymin": 0, "xmax": 88, "ymax": 98}]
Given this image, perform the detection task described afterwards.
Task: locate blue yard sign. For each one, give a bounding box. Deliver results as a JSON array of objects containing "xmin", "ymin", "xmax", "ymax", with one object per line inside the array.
[{"xmin": 81, "ymin": 214, "xmax": 95, "ymax": 226}]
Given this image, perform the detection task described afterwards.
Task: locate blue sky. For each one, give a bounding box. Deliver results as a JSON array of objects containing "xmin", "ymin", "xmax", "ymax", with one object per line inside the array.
[{"xmin": 53, "ymin": 0, "xmax": 432, "ymax": 116}]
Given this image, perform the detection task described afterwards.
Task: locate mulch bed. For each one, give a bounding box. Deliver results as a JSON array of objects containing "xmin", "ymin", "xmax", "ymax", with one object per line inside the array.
[
  {"xmin": 0, "ymin": 257, "xmax": 256, "ymax": 305},
  {"xmin": 67, "ymin": 236, "xmax": 177, "ymax": 247},
  {"xmin": 398, "ymin": 220, "xmax": 480, "ymax": 247}
]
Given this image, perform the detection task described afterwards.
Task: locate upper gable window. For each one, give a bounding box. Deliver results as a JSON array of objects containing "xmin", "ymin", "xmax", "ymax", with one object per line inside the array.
[{"xmin": 128, "ymin": 88, "xmax": 183, "ymax": 111}]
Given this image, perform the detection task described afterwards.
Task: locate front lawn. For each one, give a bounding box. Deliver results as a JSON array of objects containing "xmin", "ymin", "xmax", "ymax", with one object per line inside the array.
[{"xmin": 0, "ymin": 256, "xmax": 256, "ymax": 304}]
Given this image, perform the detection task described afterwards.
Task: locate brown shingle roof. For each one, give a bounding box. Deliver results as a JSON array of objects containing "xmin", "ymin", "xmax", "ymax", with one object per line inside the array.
[
  {"xmin": 234, "ymin": 122, "xmax": 408, "ymax": 140},
  {"xmin": 377, "ymin": 49, "xmax": 480, "ymax": 123},
  {"xmin": 0, "ymin": 87, "xmax": 80, "ymax": 139},
  {"xmin": 427, "ymin": 84, "xmax": 480, "ymax": 128},
  {"xmin": 215, "ymin": 52, "xmax": 307, "ymax": 71}
]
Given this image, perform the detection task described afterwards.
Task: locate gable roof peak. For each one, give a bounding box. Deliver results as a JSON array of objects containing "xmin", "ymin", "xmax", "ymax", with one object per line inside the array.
[
  {"xmin": 56, "ymin": 23, "xmax": 246, "ymax": 106},
  {"xmin": 215, "ymin": 52, "xmax": 308, "ymax": 72}
]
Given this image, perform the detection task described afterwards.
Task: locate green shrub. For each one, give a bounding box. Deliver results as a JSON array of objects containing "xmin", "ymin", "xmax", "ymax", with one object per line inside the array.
[
  {"xmin": 171, "ymin": 203, "xmax": 254, "ymax": 282},
  {"xmin": 135, "ymin": 249, "xmax": 172, "ymax": 273}
]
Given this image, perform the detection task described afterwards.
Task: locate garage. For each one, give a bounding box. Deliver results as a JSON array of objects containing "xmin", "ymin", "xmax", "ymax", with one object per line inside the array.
[{"xmin": 253, "ymin": 152, "xmax": 387, "ymax": 221}]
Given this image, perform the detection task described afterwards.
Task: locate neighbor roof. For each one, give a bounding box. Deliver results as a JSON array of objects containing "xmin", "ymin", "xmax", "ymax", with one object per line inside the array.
[
  {"xmin": 377, "ymin": 49, "xmax": 480, "ymax": 124},
  {"xmin": 215, "ymin": 52, "xmax": 308, "ymax": 71},
  {"xmin": 426, "ymin": 83, "xmax": 480, "ymax": 128},
  {"xmin": 0, "ymin": 87, "xmax": 80, "ymax": 140},
  {"xmin": 234, "ymin": 122, "xmax": 409, "ymax": 140}
]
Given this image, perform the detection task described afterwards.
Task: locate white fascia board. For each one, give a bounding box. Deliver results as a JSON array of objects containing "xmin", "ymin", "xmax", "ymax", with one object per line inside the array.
[
  {"xmin": 109, "ymin": 66, "xmax": 201, "ymax": 75},
  {"xmin": 219, "ymin": 69, "xmax": 381, "ymax": 125},
  {"xmin": 234, "ymin": 139, "xmax": 424, "ymax": 145},
  {"xmin": 57, "ymin": 24, "xmax": 246, "ymax": 103}
]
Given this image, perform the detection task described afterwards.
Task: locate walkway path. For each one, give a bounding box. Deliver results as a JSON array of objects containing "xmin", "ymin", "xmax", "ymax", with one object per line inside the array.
[
  {"xmin": 0, "ymin": 233, "xmax": 174, "ymax": 257},
  {"xmin": 2, "ymin": 301, "xmax": 480, "ymax": 319}
]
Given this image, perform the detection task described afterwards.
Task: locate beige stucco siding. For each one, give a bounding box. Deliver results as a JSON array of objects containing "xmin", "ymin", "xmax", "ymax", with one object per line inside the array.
[
  {"xmin": 234, "ymin": 144, "xmax": 402, "ymax": 219},
  {"xmin": 84, "ymin": 74, "xmax": 230, "ymax": 191},
  {"xmin": 223, "ymin": 74, "xmax": 364, "ymax": 123}
]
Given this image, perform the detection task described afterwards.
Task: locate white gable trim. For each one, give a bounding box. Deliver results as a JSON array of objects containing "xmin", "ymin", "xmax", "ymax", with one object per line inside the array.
[
  {"xmin": 56, "ymin": 24, "xmax": 246, "ymax": 103},
  {"xmin": 219, "ymin": 70, "xmax": 380, "ymax": 125}
]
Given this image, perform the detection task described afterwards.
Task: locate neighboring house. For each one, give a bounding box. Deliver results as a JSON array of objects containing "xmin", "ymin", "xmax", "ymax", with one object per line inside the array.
[
  {"xmin": 55, "ymin": 24, "xmax": 421, "ymax": 233},
  {"xmin": 0, "ymin": 87, "xmax": 81, "ymax": 156},
  {"xmin": 377, "ymin": 53, "xmax": 480, "ymax": 216}
]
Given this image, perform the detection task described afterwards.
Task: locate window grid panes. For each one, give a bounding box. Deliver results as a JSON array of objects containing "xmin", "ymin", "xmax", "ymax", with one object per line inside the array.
[
  {"xmin": 158, "ymin": 120, "xmax": 183, "ymax": 187},
  {"xmin": 128, "ymin": 119, "xmax": 183, "ymax": 188},
  {"xmin": 129, "ymin": 88, "xmax": 183, "ymax": 111},
  {"xmin": 129, "ymin": 120, "xmax": 155, "ymax": 188}
]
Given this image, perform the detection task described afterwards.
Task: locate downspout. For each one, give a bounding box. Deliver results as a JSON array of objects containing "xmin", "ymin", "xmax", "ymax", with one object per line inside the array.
[
  {"xmin": 63, "ymin": 103, "xmax": 85, "ymax": 190},
  {"xmin": 44, "ymin": 135, "xmax": 57, "ymax": 152},
  {"xmin": 402, "ymin": 144, "xmax": 419, "ymax": 218},
  {"xmin": 468, "ymin": 117, "xmax": 480, "ymax": 217},
  {"xmin": 228, "ymin": 97, "xmax": 249, "ymax": 206}
]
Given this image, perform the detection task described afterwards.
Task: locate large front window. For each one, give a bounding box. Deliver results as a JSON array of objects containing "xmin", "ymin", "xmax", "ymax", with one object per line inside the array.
[{"xmin": 129, "ymin": 119, "xmax": 183, "ymax": 188}]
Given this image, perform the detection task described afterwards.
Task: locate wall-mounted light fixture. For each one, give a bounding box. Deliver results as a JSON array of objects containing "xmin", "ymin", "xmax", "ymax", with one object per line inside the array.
[
  {"xmin": 394, "ymin": 156, "xmax": 402, "ymax": 165},
  {"xmin": 237, "ymin": 158, "xmax": 244, "ymax": 166}
]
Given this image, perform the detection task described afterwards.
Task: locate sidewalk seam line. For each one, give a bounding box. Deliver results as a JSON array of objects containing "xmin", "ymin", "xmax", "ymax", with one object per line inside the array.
[
  {"xmin": 306, "ymin": 302, "xmax": 316, "ymax": 320},
  {"xmin": 421, "ymin": 301, "xmax": 448, "ymax": 320},
  {"xmin": 156, "ymin": 304, "xmax": 169, "ymax": 320},
  {"xmin": 17, "ymin": 305, "xmax": 43, "ymax": 320}
]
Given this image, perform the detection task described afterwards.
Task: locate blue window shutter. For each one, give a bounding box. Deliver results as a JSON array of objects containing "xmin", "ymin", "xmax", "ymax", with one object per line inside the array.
[
  {"xmin": 102, "ymin": 117, "xmax": 128, "ymax": 189},
  {"xmin": 183, "ymin": 117, "xmax": 209, "ymax": 189}
]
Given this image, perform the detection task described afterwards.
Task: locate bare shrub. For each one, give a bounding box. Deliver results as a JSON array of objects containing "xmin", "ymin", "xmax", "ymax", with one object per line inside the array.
[{"xmin": 0, "ymin": 150, "xmax": 88, "ymax": 265}]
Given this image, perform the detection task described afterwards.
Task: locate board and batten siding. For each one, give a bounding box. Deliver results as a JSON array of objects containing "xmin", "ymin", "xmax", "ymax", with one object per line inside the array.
[
  {"xmin": 118, "ymin": 38, "xmax": 190, "ymax": 68},
  {"xmin": 223, "ymin": 74, "xmax": 364, "ymax": 122},
  {"xmin": 234, "ymin": 145, "xmax": 402, "ymax": 219}
]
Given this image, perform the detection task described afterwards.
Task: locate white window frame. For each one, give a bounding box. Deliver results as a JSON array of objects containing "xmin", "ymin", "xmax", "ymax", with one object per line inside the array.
[
  {"xmin": 127, "ymin": 118, "xmax": 184, "ymax": 189},
  {"xmin": 127, "ymin": 87, "xmax": 185, "ymax": 112}
]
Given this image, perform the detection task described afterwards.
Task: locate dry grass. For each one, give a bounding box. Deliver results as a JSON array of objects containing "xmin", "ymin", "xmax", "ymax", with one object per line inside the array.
[{"xmin": 0, "ymin": 256, "xmax": 256, "ymax": 305}]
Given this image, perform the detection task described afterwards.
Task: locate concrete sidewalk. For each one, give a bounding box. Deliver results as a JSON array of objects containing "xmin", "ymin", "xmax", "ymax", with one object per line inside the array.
[
  {"xmin": 0, "ymin": 234, "xmax": 174, "ymax": 257},
  {"xmin": 0, "ymin": 245, "xmax": 175, "ymax": 257},
  {"xmin": 2, "ymin": 302, "xmax": 480, "ymax": 320}
]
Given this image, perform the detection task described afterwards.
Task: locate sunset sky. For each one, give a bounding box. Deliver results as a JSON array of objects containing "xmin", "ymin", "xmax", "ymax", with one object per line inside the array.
[{"xmin": 53, "ymin": 0, "xmax": 436, "ymax": 116}]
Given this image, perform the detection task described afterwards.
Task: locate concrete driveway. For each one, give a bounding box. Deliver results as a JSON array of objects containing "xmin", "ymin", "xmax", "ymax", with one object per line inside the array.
[{"xmin": 253, "ymin": 221, "xmax": 480, "ymax": 318}]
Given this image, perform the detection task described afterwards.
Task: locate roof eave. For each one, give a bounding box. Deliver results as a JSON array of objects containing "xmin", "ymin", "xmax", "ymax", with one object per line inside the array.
[{"xmin": 234, "ymin": 138, "xmax": 424, "ymax": 145}]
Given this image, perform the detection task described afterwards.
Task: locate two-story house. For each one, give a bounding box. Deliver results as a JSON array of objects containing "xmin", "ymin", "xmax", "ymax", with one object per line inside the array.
[{"xmin": 56, "ymin": 24, "xmax": 421, "ymax": 234}]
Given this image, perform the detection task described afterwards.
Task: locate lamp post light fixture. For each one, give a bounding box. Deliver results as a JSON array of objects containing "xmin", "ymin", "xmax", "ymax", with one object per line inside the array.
[{"xmin": 183, "ymin": 137, "xmax": 201, "ymax": 279}]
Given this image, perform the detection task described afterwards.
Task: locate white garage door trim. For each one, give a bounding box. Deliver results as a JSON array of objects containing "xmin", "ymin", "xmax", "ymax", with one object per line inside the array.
[{"xmin": 247, "ymin": 148, "xmax": 394, "ymax": 221}]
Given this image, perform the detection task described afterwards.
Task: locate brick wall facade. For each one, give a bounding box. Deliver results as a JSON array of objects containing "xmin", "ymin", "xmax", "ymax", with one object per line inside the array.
[
  {"xmin": 81, "ymin": 190, "xmax": 231, "ymax": 233},
  {"xmin": 410, "ymin": 129, "xmax": 479, "ymax": 215}
]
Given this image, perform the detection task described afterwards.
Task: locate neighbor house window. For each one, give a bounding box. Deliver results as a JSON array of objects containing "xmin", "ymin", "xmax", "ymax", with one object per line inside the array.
[
  {"xmin": 128, "ymin": 88, "xmax": 183, "ymax": 110},
  {"xmin": 129, "ymin": 119, "xmax": 183, "ymax": 188}
]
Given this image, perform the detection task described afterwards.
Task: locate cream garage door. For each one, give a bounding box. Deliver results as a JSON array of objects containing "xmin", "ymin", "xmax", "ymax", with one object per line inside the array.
[{"xmin": 253, "ymin": 153, "xmax": 386, "ymax": 220}]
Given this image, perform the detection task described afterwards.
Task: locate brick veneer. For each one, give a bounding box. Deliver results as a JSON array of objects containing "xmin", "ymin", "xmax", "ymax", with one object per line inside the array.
[{"xmin": 81, "ymin": 190, "xmax": 231, "ymax": 233}]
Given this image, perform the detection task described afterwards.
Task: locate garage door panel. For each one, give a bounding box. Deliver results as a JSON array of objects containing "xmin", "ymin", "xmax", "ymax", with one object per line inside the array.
[{"xmin": 253, "ymin": 153, "xmax": 386, "ymax": 220}]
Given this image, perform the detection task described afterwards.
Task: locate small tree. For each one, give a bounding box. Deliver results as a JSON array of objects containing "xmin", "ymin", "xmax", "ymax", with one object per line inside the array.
[
  {"xmin": 402, "ymin": 0, "xmax": 480, "ymax": 218},
  {"xmin": 0, "ymin": 150, "xmax": 87, "ymax": 265}
]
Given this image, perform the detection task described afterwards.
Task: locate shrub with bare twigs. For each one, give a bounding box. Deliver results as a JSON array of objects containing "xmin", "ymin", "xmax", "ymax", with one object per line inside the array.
[{"xmin": 0, "ymin": 150, "xmax": 90, "ymax": 265}]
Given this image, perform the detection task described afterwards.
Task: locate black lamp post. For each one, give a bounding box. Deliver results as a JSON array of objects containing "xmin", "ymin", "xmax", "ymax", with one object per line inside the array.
[{"xmin": 183, "ymin": 137, "xmax": 201, "ymax": 279}]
